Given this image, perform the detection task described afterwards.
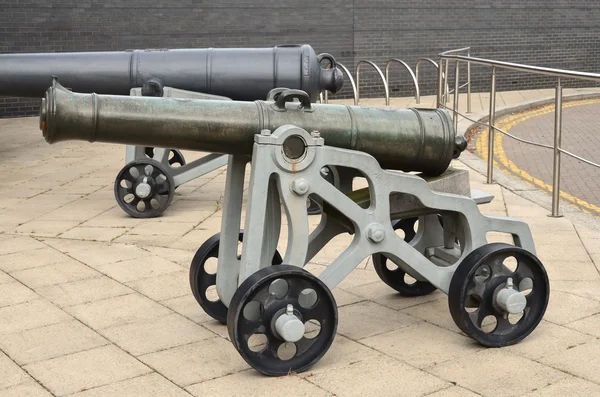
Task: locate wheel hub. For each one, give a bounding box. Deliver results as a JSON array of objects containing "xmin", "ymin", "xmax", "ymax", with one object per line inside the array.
[
  {"xmin": 134, "ymin": 177, "xmax": 154, "ymax": 199},
  {"xmin": 273, "ymin": 304, "xmax": 305, "ymax": 343},
  {"xmin": 495, "ymin": 277, "xmax": 527, "ymax": 314}
]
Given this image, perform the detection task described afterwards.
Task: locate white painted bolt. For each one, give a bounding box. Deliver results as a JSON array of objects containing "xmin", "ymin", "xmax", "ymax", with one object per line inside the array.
[
  {"xmin": 135, "ymin": 177, "xmax": 152, "ymax": 199},
  {"xmin": 274, "ymin": 304, "xmax": 305, "ymax": 343},
  {"xmin": 496, "ymin": 277, "xmax": 527, "ymax": 314},
  {"xmin": 366, "ymin": 224, "xmax": 386, "ymax": 243},
  {"xmin": 291, "ymin": 178, "xmax": 310, "ymax": 196},
  {"xmin": 260, "ymin": 129, "xmax": 271, "ymax": 136},
  {"xmin": 311, "ymin": 131, "xmax": 321, "ymax": 139}
]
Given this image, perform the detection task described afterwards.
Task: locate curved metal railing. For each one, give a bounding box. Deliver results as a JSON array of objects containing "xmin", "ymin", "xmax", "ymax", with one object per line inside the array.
[
  {"xmin": 356, "ymin": 60, "xmax": 389, "ymax": 106},
  {"xmin": 436, "ymin": 47, "xmax": 471, "ymax": 109},
  {"xmin": 439, "ymin": 47, "xmax": 600, "ymax": 216},
  {"xmin": 337, "ymin": 62, "xmax": 358, "ymax": 105},
  {"xmin": 415, "ymin": 58, "xmax": 449, "ymax": 105},
  {"xmin": 385, "ymin": 58, "xmax": 421, "ymax": 103},
  {"xmin": 385, "ymin": 58, "xmax": 419, "ymax": 104}
]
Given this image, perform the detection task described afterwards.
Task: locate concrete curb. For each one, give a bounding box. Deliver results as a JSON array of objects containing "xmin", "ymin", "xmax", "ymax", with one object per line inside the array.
[{"xmin": 457, "ymin": 91, "xmax": 600, "ymax": 232}]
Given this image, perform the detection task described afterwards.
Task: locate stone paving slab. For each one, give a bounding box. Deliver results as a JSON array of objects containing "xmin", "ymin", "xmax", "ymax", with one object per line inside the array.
[{"xmin": 0, "ymin": 91, "xmax": 599, "ymax": 396}]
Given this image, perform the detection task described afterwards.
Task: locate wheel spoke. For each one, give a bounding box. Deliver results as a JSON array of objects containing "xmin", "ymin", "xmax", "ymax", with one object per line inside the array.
[
  {"xmin": 202, "ymin": 272, "xmax": 217, "ymax": 286},
  {"xmin": 466, "ymin": 279, "xmax": 487, "ymax": 301},
  {"xmin": 295, "ymin": 337, "xmax": 316, "ymax": 356},
  {"xmin": 514, "ymin": 265, "xmax": 536, "ymax": 283},
  {"xmin": 494, "ymin": 315, "xmax": 515, "ymax": 334},
  {"xmin": 129, "ymin": 197, "xmax": 141, "ymax": 208},
  {"xmin": 122, "ymin": 169, "xmax": 138, "ymax": 185},
  {"xmin": 237, "ymin": 316, "xmax": 267, "ymax": 336}
]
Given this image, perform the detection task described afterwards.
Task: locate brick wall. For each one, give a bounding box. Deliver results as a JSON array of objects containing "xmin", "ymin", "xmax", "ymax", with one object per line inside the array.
[{"xmin": 1, "ymin": 0, "xmax": 599, "ymax": 117}]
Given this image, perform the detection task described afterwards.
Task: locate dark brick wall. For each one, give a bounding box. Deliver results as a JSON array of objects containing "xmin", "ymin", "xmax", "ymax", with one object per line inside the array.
[{"xmin": 1, "ymin": 0, "xmax": 599, "ymax": 117}]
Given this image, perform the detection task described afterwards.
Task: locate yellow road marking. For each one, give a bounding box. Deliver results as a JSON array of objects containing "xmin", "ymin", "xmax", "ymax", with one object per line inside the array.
[{"xmin": 475, "ymin": 98, "xmax": 600, "ymax": 216}]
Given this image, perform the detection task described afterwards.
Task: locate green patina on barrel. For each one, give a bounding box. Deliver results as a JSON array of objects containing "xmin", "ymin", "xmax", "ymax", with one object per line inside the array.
[{"xmin": 40, "ymin": 82, "xmax": 466, "ymax": 176}]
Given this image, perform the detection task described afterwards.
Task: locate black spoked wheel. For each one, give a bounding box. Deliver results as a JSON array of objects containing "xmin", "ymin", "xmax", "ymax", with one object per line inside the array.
[
  {"xmin": 145, "ymin": 147, "xmax": 186, "ymax": 167},
  {"xmin": 227, "ymin": 265, "xmax": 337, "ymax": 376},
  {"xmin": 114, "ymin": 159, "xmax": 174, "ymax": 218},
  {"xmin": 448, "ymin": 243, "xmax": 549, "ymax": 347},
  {"xmin": 190, "ymin": 231, "xmax": 283, "ymax": 324},
  {"xmin": 372, "ymin": 218, "xmax": 437, "ymax": 297},
  {"xmin": 307, "ymin": 166, "xmax": 334, "ymax": 215}
]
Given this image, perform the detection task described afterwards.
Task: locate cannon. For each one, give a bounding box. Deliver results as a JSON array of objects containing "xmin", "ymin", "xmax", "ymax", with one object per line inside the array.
[
  {"xmin": 39, "ymin": 81, "xmax": 550, "ymax": 376},
  {"xmin": 2, "ymin": 45, "xmax": 343, "ymax": 217}
]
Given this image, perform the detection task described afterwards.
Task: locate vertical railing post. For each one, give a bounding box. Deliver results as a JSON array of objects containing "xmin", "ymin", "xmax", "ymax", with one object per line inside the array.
[
  {"xmin": 467, "ymin": 50, "xmax": 472, "ymax": 113},
  {"xmin": 355, "ymin": 65, "xmax": 361, "ymax": 105},
  {"xmin": 551, "ymin": 78, "xmax": 563, "ymax": 217},
  {"xmin": 453, "ymin": 60, "xmax": 460, "ymax": 133},
  {"xmin": 444, "ymin": 60, "xmax": 450, "ymax": 103},
  {"xmin": 437, "ymin": 58, "xmax": 444, "ymax": 107},
  {"xmin": 487, "ymin": 66, "xmax": 497, "ymax": 184}
]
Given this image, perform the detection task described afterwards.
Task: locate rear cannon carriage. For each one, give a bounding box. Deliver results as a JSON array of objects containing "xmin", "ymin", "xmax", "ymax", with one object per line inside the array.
[{"xmin": 1, "ymin": 45, "xmax": 343, "ymax": 217}]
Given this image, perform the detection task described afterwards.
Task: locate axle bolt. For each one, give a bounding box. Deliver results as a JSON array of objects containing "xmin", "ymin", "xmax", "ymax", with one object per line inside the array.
[
  {"xmin": 135, "ymin": 177, "xmax": 152, "ymax": 199},
  {"xmin": 274, "ymin": 304, "xmax": 305, "ymax": 343},
  {"xmin": 496, "ymin": 277, "xmax": 527, "ymax": 314},
  {"xmin": 291, "ymin": 178, "xmax": 310, "ymax": 196},
  {"xmin": 366, "ymin": 223, "xmax": 386, "ymax": 243}
]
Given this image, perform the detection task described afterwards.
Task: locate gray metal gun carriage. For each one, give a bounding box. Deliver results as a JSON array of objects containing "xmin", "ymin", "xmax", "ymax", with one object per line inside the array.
[
  {"xmin": 39, "ymin": 81, "xmax": 550, "ymax": 376},
  {"xmin": 1, "ymin": 44, "xmax": 343, "ymax": 217}
]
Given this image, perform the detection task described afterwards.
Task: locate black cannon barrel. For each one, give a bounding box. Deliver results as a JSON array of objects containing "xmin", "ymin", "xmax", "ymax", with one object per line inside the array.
[
  {"xmin": 40, "ymin": 81, "xmax": 466, "ymax": 176},
  {"xmin": 0, "ymin": 45, "xmax": 343, "ymax": 101}
]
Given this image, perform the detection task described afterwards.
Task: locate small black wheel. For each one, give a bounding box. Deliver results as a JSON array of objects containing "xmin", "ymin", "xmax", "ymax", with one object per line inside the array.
[
  {"xmin": 227, "ymin": 265, "xmax": 337, "ymax": 376},
  {"xmin": 307, "ymin": 166, "xmax": 334, "ymax": 216},
  {"xmin": 190, "ymin": 231, "xmax": 283, "ymax": 324},
  {"xmin": 145, "ymin": 147, "xmax": 186, "ymax": 167},
  {"xmin": 114, "ymin": 159, "xmax": 175, "ymax": 218},
  {"xmin": 448, "ymin": 243, "xmax": 549, "ymax": 347},
  {"xmin": 372, "ymin": 218, "xmax": 437, "ymax": 297}
]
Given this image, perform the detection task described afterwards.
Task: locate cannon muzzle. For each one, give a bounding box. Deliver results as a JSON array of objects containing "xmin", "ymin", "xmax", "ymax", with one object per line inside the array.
[
  {"xmin": 1, "ymin": 45, "xmax": 343, "ymax": 101},
  {"xmin": 40, "ymin": 80, "xmax": 466, "ymax": 176}
]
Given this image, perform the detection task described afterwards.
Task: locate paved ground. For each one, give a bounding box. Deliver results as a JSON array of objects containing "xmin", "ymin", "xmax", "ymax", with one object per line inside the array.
[
  {"xmin": 474, "ymin": 99, "xmax": 600, "ymax": 216},
  {"xmin": 0, "ymin": 93, "xmax": 600, "ymax": 396}
]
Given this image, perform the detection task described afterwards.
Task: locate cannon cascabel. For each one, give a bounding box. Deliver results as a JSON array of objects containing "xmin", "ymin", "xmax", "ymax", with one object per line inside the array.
[
  {"xmin": 40, "ymin": 81, "xmax": 466, "ymax": 176},
  {"xmin": 0, "ymin": 45, "xmax": 342, "ymax": 101}
]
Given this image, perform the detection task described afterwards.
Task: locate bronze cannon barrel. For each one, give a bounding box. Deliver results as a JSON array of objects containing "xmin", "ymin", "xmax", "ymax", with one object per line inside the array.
[
  {"xmin": 0, "ymin": 45, "xmax": 342, "ymax": 101},
  {"xmin": 40, "ymin": 82, "xmax": 465, "ymax": 176}
]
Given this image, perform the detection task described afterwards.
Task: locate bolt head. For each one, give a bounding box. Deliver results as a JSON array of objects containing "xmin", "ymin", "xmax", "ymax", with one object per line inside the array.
[
  {"xmin": 367, "ymin": 224, "xmax": 386, "ymax": 243},
  {"xmin": 311, "ymin": 131, "xmax": 321, "ymax": 139},
  {"xmin": 291, "ymin": 178, "xmax": 310, "ymax": 196}
]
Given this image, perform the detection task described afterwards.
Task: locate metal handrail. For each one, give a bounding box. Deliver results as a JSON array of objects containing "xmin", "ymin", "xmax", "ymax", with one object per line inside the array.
[
  {"xmin": 437, "ymin": 48, "xmax": 471, "ymax": 110},
  {"xmin": 385, "ymin": 58, "xmax": 419, "ymax": 104},
  {"xmin": 438, "ymin": 48, "xmax": 600, "ymax": 217},
  {"xmin": 441, "ymin": 52, "xmax": 600, "ymax": 82},
  {"xmin": 356, "ymin": 60, "xmax": 389, "ymax": 106},
  {"xmin": 415, "ymin": 58, "xmax": 448, "ymax": 105}
]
